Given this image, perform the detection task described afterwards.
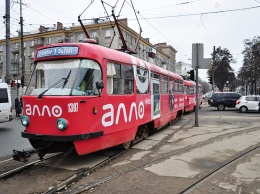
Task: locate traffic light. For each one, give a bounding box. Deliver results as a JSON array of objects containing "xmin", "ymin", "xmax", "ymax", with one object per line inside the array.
[
  {"xmin": 187, "ymin": 70, "xmax": 195, "ymax": 81},
  {"xmin": 208, "ymin": 75, "xmax": 213, "ymax": 84}
]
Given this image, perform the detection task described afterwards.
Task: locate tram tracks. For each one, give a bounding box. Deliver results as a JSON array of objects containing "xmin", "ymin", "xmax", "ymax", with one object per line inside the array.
[
  {"xmin": 62, "ymin": 125, "xmax": 260, "ymax": 194},
  {"xmin": 179, "ymin": 145, "xmax": 260, "ymax": 194},
  {"xmin": 43, "ymin": 149, "xmax": 126, "ymax": 194},
  {"xmin": 0, "ymin": 153, "xmax": 63, "ymax": 180}
]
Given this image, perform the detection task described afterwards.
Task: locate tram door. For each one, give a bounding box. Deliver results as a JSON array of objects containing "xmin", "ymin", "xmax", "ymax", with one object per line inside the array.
[{"xmin": 151, "ymin": 75, "xmax": 160, "ymax": 119}]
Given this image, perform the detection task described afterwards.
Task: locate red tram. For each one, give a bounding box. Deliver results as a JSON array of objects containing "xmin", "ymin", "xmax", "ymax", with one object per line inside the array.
[
  {"xmin": 21, "ymin": 42, "xmax": 185, "ymax": 156},
  {"xmin": 184, "ymin": 80, "xmax": 203, "ymax": 112}
]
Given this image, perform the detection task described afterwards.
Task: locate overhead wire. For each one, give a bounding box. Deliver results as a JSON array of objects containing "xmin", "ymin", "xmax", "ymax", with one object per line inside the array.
[
  {"xmin": 131, "ymin": 5, "xmax": 260, "ymax": 20},
  {"xmin": 125, "ymin": 0, "xmax": 189, "ymax": 58}
]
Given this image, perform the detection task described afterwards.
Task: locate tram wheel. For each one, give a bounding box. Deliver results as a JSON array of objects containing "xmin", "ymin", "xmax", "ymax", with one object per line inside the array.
[
  {"xmin": 142, "ymin": 125, "xmax": 149, "ymax": 139},
  {"xmin": 121, "ymin": 141, "xmax": 131, "ymax": 150}
]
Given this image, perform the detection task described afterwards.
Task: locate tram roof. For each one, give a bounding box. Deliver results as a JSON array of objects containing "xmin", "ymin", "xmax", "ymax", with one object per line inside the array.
[{"xmin": 35, "ymin": 42, "xmax": 183, "ymax": 80}]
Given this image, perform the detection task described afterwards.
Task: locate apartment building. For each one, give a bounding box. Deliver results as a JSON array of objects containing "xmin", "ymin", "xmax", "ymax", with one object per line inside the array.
[{"xmin": 0, "ymin": 18, "xmax": 177, "ymax": 86}]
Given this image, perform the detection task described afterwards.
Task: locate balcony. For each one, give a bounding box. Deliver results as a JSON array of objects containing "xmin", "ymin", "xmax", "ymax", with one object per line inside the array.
[
  {"xmin": 11, "ymin": 59, "xmax": 18, "ymax": 64},
  {"xmin": 11, "ymin": 68, "xmax": 19, "ymax": 76}
]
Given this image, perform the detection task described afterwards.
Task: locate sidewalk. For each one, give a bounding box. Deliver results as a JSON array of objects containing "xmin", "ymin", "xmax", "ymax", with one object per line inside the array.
[{"xmin": 12, "ymin": 108, "xmax": 23, "ymax": 119}]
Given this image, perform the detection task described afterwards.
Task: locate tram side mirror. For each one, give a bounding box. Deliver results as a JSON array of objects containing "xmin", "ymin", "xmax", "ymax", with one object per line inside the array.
[{"xmin": 96, "ymin": 80, "xmax": 104, "ymax": 96}]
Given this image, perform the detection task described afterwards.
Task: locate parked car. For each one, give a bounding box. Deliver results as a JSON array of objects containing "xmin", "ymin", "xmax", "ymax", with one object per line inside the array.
[
  {"xmin": 235, "ymin": 96, "xmax": 260, "ymax": 113},
  {"xmin": 203, "ymin": 92, "xmax": 212, "ymax": 99},
  {"xmin": 208, "ymin": 92, "xmax": 241, "ymax": 110}
]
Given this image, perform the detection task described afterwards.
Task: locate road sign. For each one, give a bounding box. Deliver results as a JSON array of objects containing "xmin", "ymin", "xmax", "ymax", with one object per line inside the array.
[
  {"xmin": 192, "ymin": 43, "xmax": 204, "ymax": 68},
  {"xmin": 192, "ymin": 44, "xmax": 212, "ymax": 69}
]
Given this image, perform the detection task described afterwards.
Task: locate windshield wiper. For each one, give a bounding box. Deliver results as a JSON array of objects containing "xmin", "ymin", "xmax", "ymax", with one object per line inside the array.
[
  {"xmin": 62, "ymin": 70, "xmax": 71, "ymax": 89},
  {"xmin": 37, "ymin": 70, "xmax": 72, "ymax": 99}
]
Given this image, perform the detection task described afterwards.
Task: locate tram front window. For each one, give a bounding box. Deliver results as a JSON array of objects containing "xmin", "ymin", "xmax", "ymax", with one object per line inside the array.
[{"xmin": 26, "ymin": 59, "xmax": 102, "ymax": 96}]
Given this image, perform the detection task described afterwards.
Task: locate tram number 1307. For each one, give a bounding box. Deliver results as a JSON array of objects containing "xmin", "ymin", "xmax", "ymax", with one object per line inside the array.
[{"xmin": 68, "ymin": 103, "xmax": 78, "ymax": 112}]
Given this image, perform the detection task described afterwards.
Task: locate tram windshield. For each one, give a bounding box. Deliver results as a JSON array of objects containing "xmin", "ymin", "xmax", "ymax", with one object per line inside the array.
[{"xmin": 25, "ymin": 59, "xmax": 102, "ymax": 96}]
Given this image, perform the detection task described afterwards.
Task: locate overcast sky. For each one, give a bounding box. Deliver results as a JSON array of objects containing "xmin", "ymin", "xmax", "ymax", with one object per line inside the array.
[{"xmin": 1, "ymin": 0, "xmax": 260, "ymax": 81}]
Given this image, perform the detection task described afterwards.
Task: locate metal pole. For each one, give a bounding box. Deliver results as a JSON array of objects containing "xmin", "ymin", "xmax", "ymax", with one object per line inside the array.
[
  {"xmin": 16, "ymin": 54, "xmax": 19, "ymax": 98},
  {"xmin": 195, "ymin": 44, "xmax": 199, "ymax": 127},
  {"xmin": 212, "ymin": 46, "xmax": 215, "ymax": 92},
  {"xmin": 5, "ymin": 0, "xmax": 11, "ymax": 83},
  {"xmin": 20, "ymin": 0, "xmax": 25, "ymax": 88}
]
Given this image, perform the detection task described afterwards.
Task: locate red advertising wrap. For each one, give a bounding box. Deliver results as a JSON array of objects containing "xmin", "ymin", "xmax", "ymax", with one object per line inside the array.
[{"xmin": 20, "ymin": 42, "xmax": 200, "ymax": 156}]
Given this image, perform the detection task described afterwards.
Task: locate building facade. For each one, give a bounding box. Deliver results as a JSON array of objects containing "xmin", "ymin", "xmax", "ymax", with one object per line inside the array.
[{"xmin": 0, "ymin": 19, "xmax": 177, "ymax": 86}]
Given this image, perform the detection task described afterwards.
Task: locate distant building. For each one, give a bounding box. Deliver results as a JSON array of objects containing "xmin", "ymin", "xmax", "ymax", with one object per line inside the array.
[
  {"xmin": 176, "ymin": 61, "xmax": 192, "ymax": 76},
  {"xmin": 0, "ymin": 19, "xmax": 177, "ymax": 85}
]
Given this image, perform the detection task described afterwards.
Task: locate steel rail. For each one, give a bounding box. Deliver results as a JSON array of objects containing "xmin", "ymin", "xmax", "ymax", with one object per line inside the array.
[
  {"xmin": 43, "ymin": 150, "xmax": 126, "ymax": 194},
  {"xmin": 0, "ymin": 158, "xmax": 13, "ymax": 164},
  {"xmin": 0, "ymin": 153, "xmax": 62, "ymax": 179},
  {"xmin": 179, "ymin": 145, "xmax": 260, "ymax": 194}
]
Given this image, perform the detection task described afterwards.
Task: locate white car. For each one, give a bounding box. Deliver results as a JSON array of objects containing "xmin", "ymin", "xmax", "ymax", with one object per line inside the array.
[{"xmin": 236, "ymin": 96, "xmax": 260, "ymax": 113}]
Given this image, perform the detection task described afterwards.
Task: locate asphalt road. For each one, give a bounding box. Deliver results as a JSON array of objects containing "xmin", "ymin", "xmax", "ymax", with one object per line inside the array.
[{"xmin": 0, "ymin": 117, "xmax": 32, "ymax": 158}]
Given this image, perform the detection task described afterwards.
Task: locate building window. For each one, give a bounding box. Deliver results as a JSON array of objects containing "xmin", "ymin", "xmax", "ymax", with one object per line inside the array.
[
  {"xmin": 23, "ymin": 42, "xmax": 26, "ymax": 48},
  {"xmin": 0, "ymin": 45, "xmax": 3, "ymax": 51},
  {"xmin": 56, "ymin": 36, "xmax": 62, "ymax": 43},
  {"xmin": 125, "ymin": 32, "xmax": 128, "ymax": 42},
  {"xmin": 105, "ymin": 29, "xmax": 110, "ymax": 38},
  {"xmin": 79, "ymin": 33, "xmax": 84, "ymax": 41},
  {"xmin": 0, "ymin": 55, "xmax": 3, "ymax": 62},
  {"xmin": 30, "ymin": 40, "xmax": 34, "ymax": 47},
  {"xmin": 30, "ymin": 51, "xmax": 34, "ymax": 58},
  {"xmin": 130, "ymin": 36, "xmax": 132, "ymax": 45},
  {"xmin": 47, "ymin": 37, "xmax": 51, "ymax": 44},
  {"xmin": 92, "ymin": 32, "xmax": 97, "ymax": 38}
]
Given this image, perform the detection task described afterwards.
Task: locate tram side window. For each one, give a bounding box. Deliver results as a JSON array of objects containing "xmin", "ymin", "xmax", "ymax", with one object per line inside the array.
[
  {"xmin": 175, "ymin": 80, "xmax": 179, "ymax": 93},
  {"xmin": 190, "ymin": 85, "xmax": 195, "ymax": 94},
  {"xmin": 136, "ymin": 68, "xmax": 149, "ymax": 94},
  {"xmin": 179, "ymin": 81, "xmax": 184, "ymax": 94},
  {"xmin": 107, "ymin": 62, "xmax": 133, "ymax": 95},
  {"xmin": 199, "ymin": 87, "xmax": 202, "ymax": 94},
  {"xmin": 184, "ymin": 85, "xmax": 189, "ymax": 95},
  {"xmin": 169, "ymin": 78, "xmax": 174, "ymax": 94},
  {"xmin": 161, "ymin": 76, "xmax": 168, "ymax": 94}
]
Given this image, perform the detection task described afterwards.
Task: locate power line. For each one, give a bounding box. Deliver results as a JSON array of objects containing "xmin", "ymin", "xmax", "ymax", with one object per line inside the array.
[{"xmin": 132, "ymin": 5, "xmax": 260, "ymax": 20}]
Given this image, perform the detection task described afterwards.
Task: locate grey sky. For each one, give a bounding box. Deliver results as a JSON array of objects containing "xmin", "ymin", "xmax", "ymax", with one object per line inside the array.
[{"xmin": 1, "ymin": 0, "xmax": 259, "ymax": 81}]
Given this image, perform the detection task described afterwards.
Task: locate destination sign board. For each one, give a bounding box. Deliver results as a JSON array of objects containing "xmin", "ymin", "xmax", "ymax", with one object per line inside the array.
[{"xmin": 37, "ymin": 46, "xmax": 79, "ymax": 58}]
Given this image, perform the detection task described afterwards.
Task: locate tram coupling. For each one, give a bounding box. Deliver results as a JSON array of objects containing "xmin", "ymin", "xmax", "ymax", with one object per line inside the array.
[
  {"xmin": 13, "ymin": 144, "xmax": 52, "ymax": 162},
  {"xmin": 13, "ymin": 150, "xmax": 32, "ymax": 162}
]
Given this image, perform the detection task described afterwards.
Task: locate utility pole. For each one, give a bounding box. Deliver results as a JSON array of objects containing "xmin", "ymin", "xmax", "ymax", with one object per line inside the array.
[
  {"xmin": 20, "ymin": 0, "xmax": 25, "ymax": 88},
  {"xmin": 212, "ymin": 46, "xmax": 215, "ymax": 92},
  {"xmin": 195, "ymin": 44, "xmax": 199, "ymax": 127},
  {"xmin": 5, "ymin": 0, "xmax": 11, "ymax": 83}
]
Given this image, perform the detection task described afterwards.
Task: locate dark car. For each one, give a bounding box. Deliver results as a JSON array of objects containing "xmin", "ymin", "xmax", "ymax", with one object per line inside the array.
[{"xmin": 208, "ymin": 92, "xmax": 241, "ymax": 110}]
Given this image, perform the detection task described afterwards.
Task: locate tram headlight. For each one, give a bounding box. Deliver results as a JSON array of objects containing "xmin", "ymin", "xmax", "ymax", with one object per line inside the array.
[
  {"xmin": 56, "ymin": 118, "xmax": 67, "ymax": 131},
  {"xmin": 21, "ymin": 116, "xmax": 29, "ymax": 127}
]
